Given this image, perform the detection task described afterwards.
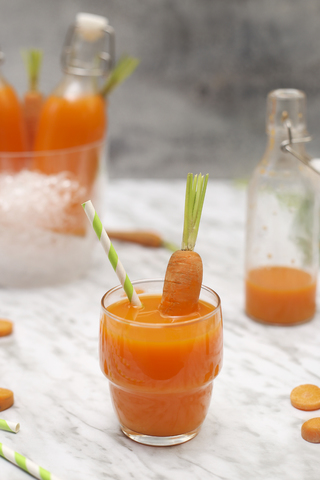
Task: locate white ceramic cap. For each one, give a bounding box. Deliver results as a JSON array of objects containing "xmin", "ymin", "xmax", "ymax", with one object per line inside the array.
[
  {"xmin": 75, "ymin": 13, "xmax": 108, "ymax": 41},
  {"xmin": 76, "ymin": 12, "xmax": 108, "ymax": 28}
]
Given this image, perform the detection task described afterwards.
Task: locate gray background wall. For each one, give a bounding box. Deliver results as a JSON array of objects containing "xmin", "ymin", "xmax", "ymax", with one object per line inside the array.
[{"xmin": 1, "ymin": 0, "xmax": 320, "ymax": 179}]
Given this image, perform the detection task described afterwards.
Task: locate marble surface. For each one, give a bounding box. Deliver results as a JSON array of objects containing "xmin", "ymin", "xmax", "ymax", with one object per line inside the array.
[{"xmin": 0, "ymin": 179, "xmax": 320, "ymax": 480}]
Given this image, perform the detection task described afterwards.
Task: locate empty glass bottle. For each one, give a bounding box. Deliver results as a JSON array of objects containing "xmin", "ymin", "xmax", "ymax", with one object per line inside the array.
[{"xmin": 245, "ymin": 89, "xmax": 319, "ymax": 325}]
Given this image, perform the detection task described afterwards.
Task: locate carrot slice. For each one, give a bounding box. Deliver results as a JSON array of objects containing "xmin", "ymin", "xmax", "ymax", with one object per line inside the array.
[
  {"xmin": 301, "ymin": 417, "xmax": 320, "ymax": 443},
  {"xmin": 290, "ymin": 384, "xmax": 320, "ymax": 411},
  {"xmin": 0, "ymin": 388, "xmax": 14, "ymax": 411},
  {"xmin": 0, "ymin": 319, "xmax": 13, "ymax": 337}
]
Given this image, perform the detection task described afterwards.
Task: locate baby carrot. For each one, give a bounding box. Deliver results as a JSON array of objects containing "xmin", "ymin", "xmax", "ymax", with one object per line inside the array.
[
  {"xmin": 290, "ymin": 384, "xmax": 320, "ymax": 411},
  {"xmin": 21, "ymin": 49, "xmax": 44, "ymax": 150},
  {"xmin": 0, "ymin": 319, "xmax": 13, "ymax": 337},
  {"xmin": 301, "ymin": 417, "xmax": 320, "ymax": 443},
  {"xmin": 0, "ymin": 389, "xmax": 14, "ymax": 412},
  {"xmin": 159, "ymin": 173, "xmax": 208, "ymax": 316}
]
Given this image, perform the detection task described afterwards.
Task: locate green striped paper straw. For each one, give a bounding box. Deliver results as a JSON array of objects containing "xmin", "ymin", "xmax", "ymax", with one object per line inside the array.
[
  {"xmin": 82, "ymin": 200, "xmax": 142, "ymax": 307},
  {"xmin": 0, "ymin": 443, "xmax": 63, "ymax": 480},
  {"xmin": 0, "ymin": 418, "xmax": 20, "ymax": 433}
]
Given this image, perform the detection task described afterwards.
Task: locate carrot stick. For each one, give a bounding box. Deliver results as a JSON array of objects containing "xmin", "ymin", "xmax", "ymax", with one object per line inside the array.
[
  {"xmin": 0, "ymin": 389, "xmax": 14, "ymax": 412},
  {"xmin": 21, "ymin": 49, "xmax": 44, "ymax": 150},
  {"xmin": 301, "ymin": 417, "xmax": 320, "ymax": 443},
  {"xmin": 107, "ymin": 229, "xmax": 178, "ymax": 251},
  {"xmin": 159, "ymin": 173, "xmax": 208, "ymax": 316},
  {"xmin": 290, "ymin": 384, "xmax": 320, "ymax": 411}
]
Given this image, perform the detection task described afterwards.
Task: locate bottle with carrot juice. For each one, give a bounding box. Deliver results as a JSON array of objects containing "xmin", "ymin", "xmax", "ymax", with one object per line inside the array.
[
  {"xmin": 0, "ymin": 50, "xmax": 28, "ymax": 171},
  {"xmin": 33, "ymin": 12, "xmax": 115, "ymax": 187},
  {"xmin": 32, "ymin": 13, "xmax": 114, "ymax": 235},
  {"xmin": 245, "ymin": 89, "xmax": 319, "ymax": 325}
]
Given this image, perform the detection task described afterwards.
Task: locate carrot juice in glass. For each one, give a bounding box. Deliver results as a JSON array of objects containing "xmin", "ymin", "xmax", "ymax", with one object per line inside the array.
[{"xmin": 100, "ymin": 279, "xmax": 223, "ymax": 446}]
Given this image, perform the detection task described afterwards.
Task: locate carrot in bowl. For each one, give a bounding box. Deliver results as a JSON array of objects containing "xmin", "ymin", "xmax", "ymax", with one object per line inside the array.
[
  {"xmin": 21, "ymin": 49, "xmax": 44, "ymax": 150},
  {"xmin": 159, "ymin": 173, "xmax": 208, "ymax": 316}
]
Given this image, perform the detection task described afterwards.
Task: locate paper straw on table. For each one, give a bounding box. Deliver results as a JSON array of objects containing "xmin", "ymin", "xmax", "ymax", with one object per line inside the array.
[
  {"xmin": 0, "ymin": 443, "xmax": 63, "ymax": 480},
  {"xmin": 82, "ymin": 200, "xmax": 142, "ymax": 307},
  {"xmin": 0, "ymin": 419, "xmax": 20, "ymax": 433}
]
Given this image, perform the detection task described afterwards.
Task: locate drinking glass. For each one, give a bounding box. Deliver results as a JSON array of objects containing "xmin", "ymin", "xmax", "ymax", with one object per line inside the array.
[{"xmin": 100, "ymin": 279, "xmax": 223, "ymax": 446}]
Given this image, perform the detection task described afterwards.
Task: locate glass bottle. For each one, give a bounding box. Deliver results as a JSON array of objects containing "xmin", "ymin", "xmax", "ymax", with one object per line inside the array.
[
  {"xmin": 245, "ymin": 89, "xmax": 319, "ymax": 325},
  {"xmin": 34, "ymin": 13, "xmax": 114, "ymax": 152},
  {"xmin": 32, "ymin": 12, "xmax": 115, "ymax": 234}
]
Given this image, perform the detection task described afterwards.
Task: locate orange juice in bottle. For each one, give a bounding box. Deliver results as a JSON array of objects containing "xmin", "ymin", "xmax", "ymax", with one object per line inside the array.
[
  {"xmin": 33, "ymin": 13, "xmax": 114, "ymax": 184},
  {"xmin": 245, "ymin": 89, "xmax": 318, "ymax": 325},
  {"xmin": 32, "ymin": 13, "xmax": 114, "ymax": 236}
]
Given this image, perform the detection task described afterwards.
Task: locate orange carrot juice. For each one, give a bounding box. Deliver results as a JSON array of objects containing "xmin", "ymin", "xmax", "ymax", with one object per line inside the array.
[
  {"xmin": 33, "ymin": 95, "xmax": 106, "ymax": 190},
  {"xmin": 34, "ymin": 94, "xmax": 106, "ymax": 152},
  {"xmin": 246, "ymin": 266, "xmax": 316, "ymax": 325},
  {"xmin": 100, "ymin": 280, "xmax": 223, "ymax": 444},
  {"xmin": 32, "ymin": 95, "xmax": 106, "ymax": 236}
]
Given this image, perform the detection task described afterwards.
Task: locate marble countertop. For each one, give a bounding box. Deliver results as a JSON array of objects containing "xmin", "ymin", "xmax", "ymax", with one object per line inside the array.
[{"xmin": 1, "ymin": 179, "xmax": 320, "ymax": 480}]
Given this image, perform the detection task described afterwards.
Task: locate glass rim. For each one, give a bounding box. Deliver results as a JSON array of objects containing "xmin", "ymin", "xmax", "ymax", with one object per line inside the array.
[
  {"xmin": 101, "ymin": 278, "xmax": 222, "ymax": 328},
  {"xmin": 0, "ymin": 139, "xmax": 105, "ymax": 159}
]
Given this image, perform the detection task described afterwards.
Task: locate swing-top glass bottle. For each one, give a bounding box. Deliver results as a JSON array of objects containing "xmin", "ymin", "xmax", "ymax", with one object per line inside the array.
[{"xmin": 245, "ymin": 88, "xmax": 319, "ymax": 325}]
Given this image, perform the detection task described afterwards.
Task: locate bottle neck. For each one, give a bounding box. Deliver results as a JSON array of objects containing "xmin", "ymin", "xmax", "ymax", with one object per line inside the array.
[
  {"xmin": 263, "ymin": 132, "xmax": 310, "ymax": 168},
  {"xmin": 53, "ymin": 73, "xmax": 99, "ymax": 99},
  {"xmin": 61, "ymin": 20, "xmax": 114, "ymax": 77}
]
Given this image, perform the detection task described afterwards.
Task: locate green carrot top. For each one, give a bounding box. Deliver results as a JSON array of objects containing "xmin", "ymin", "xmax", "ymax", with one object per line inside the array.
[
  {"xmin": 100, "ymin": 55, "xmax": 140, "ymax": 98},
  {"xmin": 181, "ymin": 173, "xmax": 209, "ymax": 251},
  {"xmin": 21, "ymin": 48, "xmax": 43, "ymax": 92}
]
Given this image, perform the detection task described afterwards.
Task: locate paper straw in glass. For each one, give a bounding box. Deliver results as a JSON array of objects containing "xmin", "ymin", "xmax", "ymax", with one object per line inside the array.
[{"xmin": 82, "ymin": 200, "xmax": 141, "ymax": 307}]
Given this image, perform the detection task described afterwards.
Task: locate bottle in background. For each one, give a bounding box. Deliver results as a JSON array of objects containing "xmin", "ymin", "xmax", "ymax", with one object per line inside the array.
[
  {"xmin": 33, "ymin": 12, "xmax": 114, "ymax": 185},
  {"xmin": 245, "ymin": 89, "xmax": 319, "ymax": 325}
]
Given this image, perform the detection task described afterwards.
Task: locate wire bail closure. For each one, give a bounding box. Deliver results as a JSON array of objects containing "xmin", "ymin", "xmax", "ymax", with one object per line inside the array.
[{"xmin": 280, "ymin": 112, "xmax": 319, "ymax": 174}]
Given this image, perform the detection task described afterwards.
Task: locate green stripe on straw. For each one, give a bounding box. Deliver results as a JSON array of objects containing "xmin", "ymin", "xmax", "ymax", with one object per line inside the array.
[
  {"xmin": 39, "ymin": 466, "xmax": 51, "ymax": 480},
  {"xmin": 15, "ymin": 451, "xmax": 27, "ymax": 471},
  {"xmin": 93, "ymin": 211, "xmax": 103, "ymax": 239},
  {"xmin": 108, "ymin": 244, "xmax": 118, "ymax": 270},
  {"xmin": 0, "ymin": 443, "xmax": 63, "ymax": 480},
  {"xmin": 0, "ymin": 419, "xmax": 20, "ymax": 433},
  {"xmin": 82, "ymin": 200, "xmax": 141, "ymax": 307},
  {"xmin": 124, "ymin": 275, "xmax": 134, "ymax": 302}
]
